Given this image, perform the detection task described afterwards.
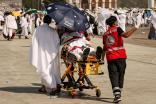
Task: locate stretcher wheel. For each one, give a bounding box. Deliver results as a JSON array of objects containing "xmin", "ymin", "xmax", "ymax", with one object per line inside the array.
[{"xmin": 96, "ymin": 89, "xmax": 101, "ymax": 97}]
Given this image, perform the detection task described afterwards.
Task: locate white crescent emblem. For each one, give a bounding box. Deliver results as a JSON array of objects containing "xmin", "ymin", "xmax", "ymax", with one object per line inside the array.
[{"xmin": 47, "ymin": 7, "xmax": 52, "ymax": 10}]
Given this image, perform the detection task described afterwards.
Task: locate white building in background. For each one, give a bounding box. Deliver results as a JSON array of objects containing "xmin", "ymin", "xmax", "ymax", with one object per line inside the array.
[
  {"xmin": 67, "ymin": 0, "xmax": 118, "ymax": 11},
  {"xmin": 148, "ymin": 0, "xmax": 156, "ymax": 8}
]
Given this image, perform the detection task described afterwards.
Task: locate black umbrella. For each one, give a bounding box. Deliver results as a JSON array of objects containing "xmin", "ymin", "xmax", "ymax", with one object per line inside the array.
[{"xmin": 46, "ymin": 2, "xmax": 90, "ymax": 32}]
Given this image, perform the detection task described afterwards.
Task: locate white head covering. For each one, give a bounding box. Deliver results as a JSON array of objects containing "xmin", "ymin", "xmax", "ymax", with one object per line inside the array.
[{"xmin": 117, "ymin": 9, "xmax": 125, "ymax": 14}]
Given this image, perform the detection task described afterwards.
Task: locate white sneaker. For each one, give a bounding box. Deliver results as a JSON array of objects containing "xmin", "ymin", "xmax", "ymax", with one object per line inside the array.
[{"xmin": 113, "ymin": 95, "xmax": 122, "ymax": 103}]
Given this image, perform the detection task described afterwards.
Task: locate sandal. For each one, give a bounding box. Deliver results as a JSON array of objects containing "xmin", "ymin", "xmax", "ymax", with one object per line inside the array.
[{"xmin": 38, "ymin": 85, "xmax": 47, "ymax": 93}]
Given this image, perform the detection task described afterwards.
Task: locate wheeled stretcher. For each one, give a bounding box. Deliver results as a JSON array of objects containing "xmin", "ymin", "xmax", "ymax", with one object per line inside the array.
[{"xmin": 60, "ymin": 46, "xmax": 104, "ymax": 97}]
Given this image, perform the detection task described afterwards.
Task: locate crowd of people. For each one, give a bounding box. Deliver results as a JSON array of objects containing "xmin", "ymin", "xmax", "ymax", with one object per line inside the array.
[
  {"xmin": 0, "ymin": 5, "xmax": 156, "ymax": 103},
  {"xmin": 0, "ymin": 8, "xmax": 156, "ymax": 40},
  {"xmin": 0, "ymin": 9, "xmax": 45, "ymax": 40},
  {"xmin": 86, "ymin": 8, "xmax": 156, "ymax": 39}
]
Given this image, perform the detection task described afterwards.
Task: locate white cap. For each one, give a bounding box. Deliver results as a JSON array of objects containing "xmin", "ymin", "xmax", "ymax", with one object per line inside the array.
[{"xmin": 117, "ymin": 10, "xmax": 125, "ymax": 14}]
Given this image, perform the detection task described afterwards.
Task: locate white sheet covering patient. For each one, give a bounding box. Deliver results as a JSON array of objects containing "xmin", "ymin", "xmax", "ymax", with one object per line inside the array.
[{"xmin": 61, "ymin": 32, "xmax": 96, "ymax": 60}]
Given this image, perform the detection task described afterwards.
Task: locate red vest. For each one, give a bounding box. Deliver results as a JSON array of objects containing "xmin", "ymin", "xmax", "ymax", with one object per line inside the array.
[{"xmin": 103, "ymin": 26, "xmax": 127, "ymax": 61}]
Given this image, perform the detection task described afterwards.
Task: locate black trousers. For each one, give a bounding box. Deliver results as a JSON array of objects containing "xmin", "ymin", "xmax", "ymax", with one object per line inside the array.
[{"xmin": 108, "ymin": 58, "xmax": 126, "ymax": 90}]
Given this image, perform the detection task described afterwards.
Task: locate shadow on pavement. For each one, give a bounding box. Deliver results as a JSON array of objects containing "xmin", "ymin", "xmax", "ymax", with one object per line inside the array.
[
  {"xmin": 0, "ymin": 86, "xmax": 114, "ymax": 103},
  {"xmin": 31, "ymin": 83, "xmax": 42, "ymax": 86},
  {"xmin": 75, "ymin": 96, "xmax": 114, "ymax": 103},
  {"xmin": 0, "ymin": 86, "xmax": 41, "ymax": 94},
  {"xmin": 57, "ymin": 91, "xmax": 114, "ymax": 103},
  {"xmin": 21, "ymin": 46, "xmax": 30, "ymax": 47}
]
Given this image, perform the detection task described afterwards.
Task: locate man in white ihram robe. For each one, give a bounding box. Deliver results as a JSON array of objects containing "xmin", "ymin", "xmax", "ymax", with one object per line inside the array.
[
  {"xmin": 97, "ymin": 8, "xmax": 111, "ymax": 35},
  {"xmin": 30, "ymin": 15, "xmax": 61, "ymax": 94},
  {"xmin": 27, "ymin": 14, "xmax": 33, "ymax": 35},
  {"xmin": 5, "ymin": 12, "xmax": 17, "ymax": 40},
  {"xmin": 117, "ymin": 10, "xmax": 127, "ymax": 32},
  {"xmin": 20, "ymin": 14, "xmax": 29, "ymax": 39}
]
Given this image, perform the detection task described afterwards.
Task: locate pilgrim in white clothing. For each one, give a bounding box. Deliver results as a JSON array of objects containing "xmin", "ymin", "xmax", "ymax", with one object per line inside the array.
[
  {"xmin": 117, "ymin": 10, "xmax": 127, "ymax": 32},
  {"xmin": 30, "ymin": 15, "xmax": 61, "ymax": 94},
  {"xmin": 5, "ymin": 13, "xmax": 17, "ymax": 40},
  {"xmin": 20, "ymin": 14, "xmax": 29, "ymax": 39}
]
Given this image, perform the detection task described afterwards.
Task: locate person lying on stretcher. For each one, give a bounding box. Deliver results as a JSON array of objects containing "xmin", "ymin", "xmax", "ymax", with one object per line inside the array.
[{"xmin": 61, "ymin": 31, "xmax": 103, "ymax": 61}]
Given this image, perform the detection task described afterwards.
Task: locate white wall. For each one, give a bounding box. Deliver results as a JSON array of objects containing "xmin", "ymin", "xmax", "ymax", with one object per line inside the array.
[{"xmin": 148, "ymin": 0, "xmax": 155, "ymax": 8}]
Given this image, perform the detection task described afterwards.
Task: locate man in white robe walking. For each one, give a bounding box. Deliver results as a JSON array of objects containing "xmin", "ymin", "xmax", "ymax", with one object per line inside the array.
[
  {"xmin": 30, "ymin": 15, "xmax": 61, "ymax": 95},
  {"xmin": 117, "ymin": 10, "xmax": 127, "ymax": 32},
  {"xmin": 5, "ymin": 12, "xmax": 17, "ymax": 40},
  {"xmin": 20, "ymin": 14, "xmax": 29, "ymax": 39}
]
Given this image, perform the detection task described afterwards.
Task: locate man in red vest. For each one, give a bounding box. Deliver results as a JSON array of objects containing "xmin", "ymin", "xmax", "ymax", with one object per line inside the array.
[{"xmin": 103, "ymin": 16, "xmax": 140, "ymax": 103}]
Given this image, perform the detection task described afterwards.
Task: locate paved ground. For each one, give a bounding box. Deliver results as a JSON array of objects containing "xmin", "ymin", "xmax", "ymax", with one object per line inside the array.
[
  {"xmin": 0, "ymin": 28, "xmax": 156, "ymax": 104},
  {"xmin": 125, "ymin": 26, "xmax": 156, "ymax": 47}
]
